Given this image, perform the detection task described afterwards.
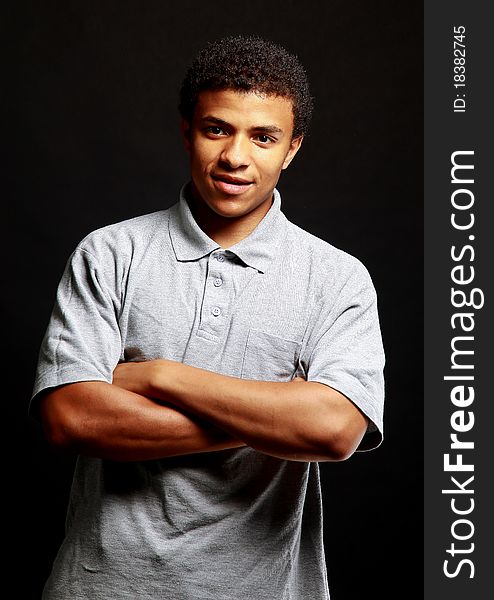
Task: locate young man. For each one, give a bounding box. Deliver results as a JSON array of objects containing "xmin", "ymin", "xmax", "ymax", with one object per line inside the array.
[{"xmin": 33, "ymin": 36, "xmax": 385, "ymax": 599}]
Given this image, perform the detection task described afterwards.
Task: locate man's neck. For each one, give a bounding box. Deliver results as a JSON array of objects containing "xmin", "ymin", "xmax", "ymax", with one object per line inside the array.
[{"xmin": 186, "ymin": 186, "xmax": 273, "ymax": 248}]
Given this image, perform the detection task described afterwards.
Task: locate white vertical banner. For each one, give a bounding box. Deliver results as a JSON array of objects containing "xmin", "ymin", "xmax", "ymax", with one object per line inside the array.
[{"xmin": 424, "ymin": 2, "xmax": 492, "ymax": 598}]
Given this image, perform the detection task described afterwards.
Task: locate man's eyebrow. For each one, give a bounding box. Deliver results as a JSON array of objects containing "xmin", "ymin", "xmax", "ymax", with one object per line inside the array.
[
  {"xmin": 200, "ymin": 116, "xmax": 284, "ymax": 135},
  {"xmin": 201, "ymin": 116, "xmax": 231, "ymax": 127},
  {"xmin": 252, "ymin": 125, "xmax": 284, "ymax": 135}
]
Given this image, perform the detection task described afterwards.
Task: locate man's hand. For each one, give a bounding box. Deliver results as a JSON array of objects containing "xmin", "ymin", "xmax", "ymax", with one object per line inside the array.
[
  {"xmin": 113, "ymin": 360, "xmax": 306, "ymax": 396},
  {"xmin": 112, "ymin": 361, "xmax": 159, "ymax": 397}
]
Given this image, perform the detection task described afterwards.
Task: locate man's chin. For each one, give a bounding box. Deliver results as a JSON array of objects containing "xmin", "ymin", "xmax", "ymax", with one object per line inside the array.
[
  {"xmin": 205, "ymin": 198, "xmax": 252, "ymax": 219},
  {"xmin": 189, "ymin": 183, "xmax": 273, "ymax": 222}
]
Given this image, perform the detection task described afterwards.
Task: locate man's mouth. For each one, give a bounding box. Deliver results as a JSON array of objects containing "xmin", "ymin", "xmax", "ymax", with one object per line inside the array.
[{"xmin": 211, "ymin": 174, "xmax": 254, "ymax": 195}]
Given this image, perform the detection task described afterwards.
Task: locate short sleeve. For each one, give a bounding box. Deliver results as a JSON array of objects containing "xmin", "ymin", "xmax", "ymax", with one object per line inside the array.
[
  {"xmin": 30, "ymin": 245, "xmax": 122, "ymax": 413},
  {"xmin": 302, "ymin": 261, "xmax": 385, "ymax": 451}
]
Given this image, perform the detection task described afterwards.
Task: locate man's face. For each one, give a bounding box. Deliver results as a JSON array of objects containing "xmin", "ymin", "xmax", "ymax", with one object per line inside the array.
[{"xmin": 181, "ymin": 89, "xmax": 303, "ymax": 221}]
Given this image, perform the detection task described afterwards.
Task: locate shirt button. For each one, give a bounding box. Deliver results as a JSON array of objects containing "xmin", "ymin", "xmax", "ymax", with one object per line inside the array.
[
  {"xmin": 211, "ymin": 306, "xmax": 221, "ymax": 317},
  {"xmin": 213, "ymin": 278, "xmax": 223, "ymax": 287},
  {"xmin": 216, "ymin": 254, "xmax": 225, "ymax": 262}
]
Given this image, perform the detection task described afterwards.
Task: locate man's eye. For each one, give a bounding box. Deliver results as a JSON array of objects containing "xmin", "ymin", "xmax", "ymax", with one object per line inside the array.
[
  {"xmin": 207, "ymin": 126, "xmax": 225, "ymax": 135},
  {"xmin": 256, "ymin": 134, "xmax": 273, "ymax": 144}
]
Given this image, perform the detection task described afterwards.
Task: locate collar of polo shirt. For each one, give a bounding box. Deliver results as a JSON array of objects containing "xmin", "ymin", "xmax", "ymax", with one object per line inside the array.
[{"xmin": 168, "ymin": 184, "xmax": 288, "ymax": 273}]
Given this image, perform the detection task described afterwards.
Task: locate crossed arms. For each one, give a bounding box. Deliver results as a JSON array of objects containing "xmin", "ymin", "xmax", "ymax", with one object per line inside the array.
[{"xmin": 40, "ymin": 359, "xmax": 368, "ymax": 463}]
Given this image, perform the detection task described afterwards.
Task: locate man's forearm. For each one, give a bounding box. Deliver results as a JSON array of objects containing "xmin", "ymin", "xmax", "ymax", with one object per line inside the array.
[
  {"xmin": 114, "ymin": 361, "xmax": 368, "ymax": 461},
  {"xmin": 39, "ymin": 381, "xmax": 245, "ymax": 461}
]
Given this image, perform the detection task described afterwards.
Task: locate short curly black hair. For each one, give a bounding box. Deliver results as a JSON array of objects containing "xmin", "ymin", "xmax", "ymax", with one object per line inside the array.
[{"xmin": 179, "ymin": 35, "xmax": 313, "ymax": 139}]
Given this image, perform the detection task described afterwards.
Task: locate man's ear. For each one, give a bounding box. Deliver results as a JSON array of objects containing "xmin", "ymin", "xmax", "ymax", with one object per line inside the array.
[
  {"xmin": 180, "ymin": 118, "xmax": 191, "ymax": 152},
  {"xmin": 282, "ymin": 136, "xmax": 304, "ymax": 170}
]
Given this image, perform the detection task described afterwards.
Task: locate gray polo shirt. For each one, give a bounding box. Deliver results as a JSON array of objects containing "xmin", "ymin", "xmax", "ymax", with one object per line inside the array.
[{"xmin": 33, "ymin": 186, "xmax": 385, "ymax": 600}]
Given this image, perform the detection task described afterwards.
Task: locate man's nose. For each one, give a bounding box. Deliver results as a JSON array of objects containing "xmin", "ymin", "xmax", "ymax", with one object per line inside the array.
[{"xmin": 219, "ymin": 135, "xmax": 251, "ymax": 169}]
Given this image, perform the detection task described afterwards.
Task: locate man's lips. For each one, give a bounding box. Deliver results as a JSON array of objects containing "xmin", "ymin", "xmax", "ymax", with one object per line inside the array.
[
  {"xmin": 211, "ymin": 174, "xmax": 254, "ymax": 195},
  {"xmin": 212, "ymin": 174, "xmax": 253, "ymax": 184}
]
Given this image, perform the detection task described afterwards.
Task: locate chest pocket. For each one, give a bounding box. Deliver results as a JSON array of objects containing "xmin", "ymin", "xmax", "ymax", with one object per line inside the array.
[{"xmin": 241, "ymin": 329, "xmax": 301, "ymax": 382}]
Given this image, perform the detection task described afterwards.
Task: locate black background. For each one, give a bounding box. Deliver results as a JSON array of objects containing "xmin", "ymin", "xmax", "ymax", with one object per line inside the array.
[{"xmin": 5, "ymin": 1, "xmax": 423, "ymax": 598}]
